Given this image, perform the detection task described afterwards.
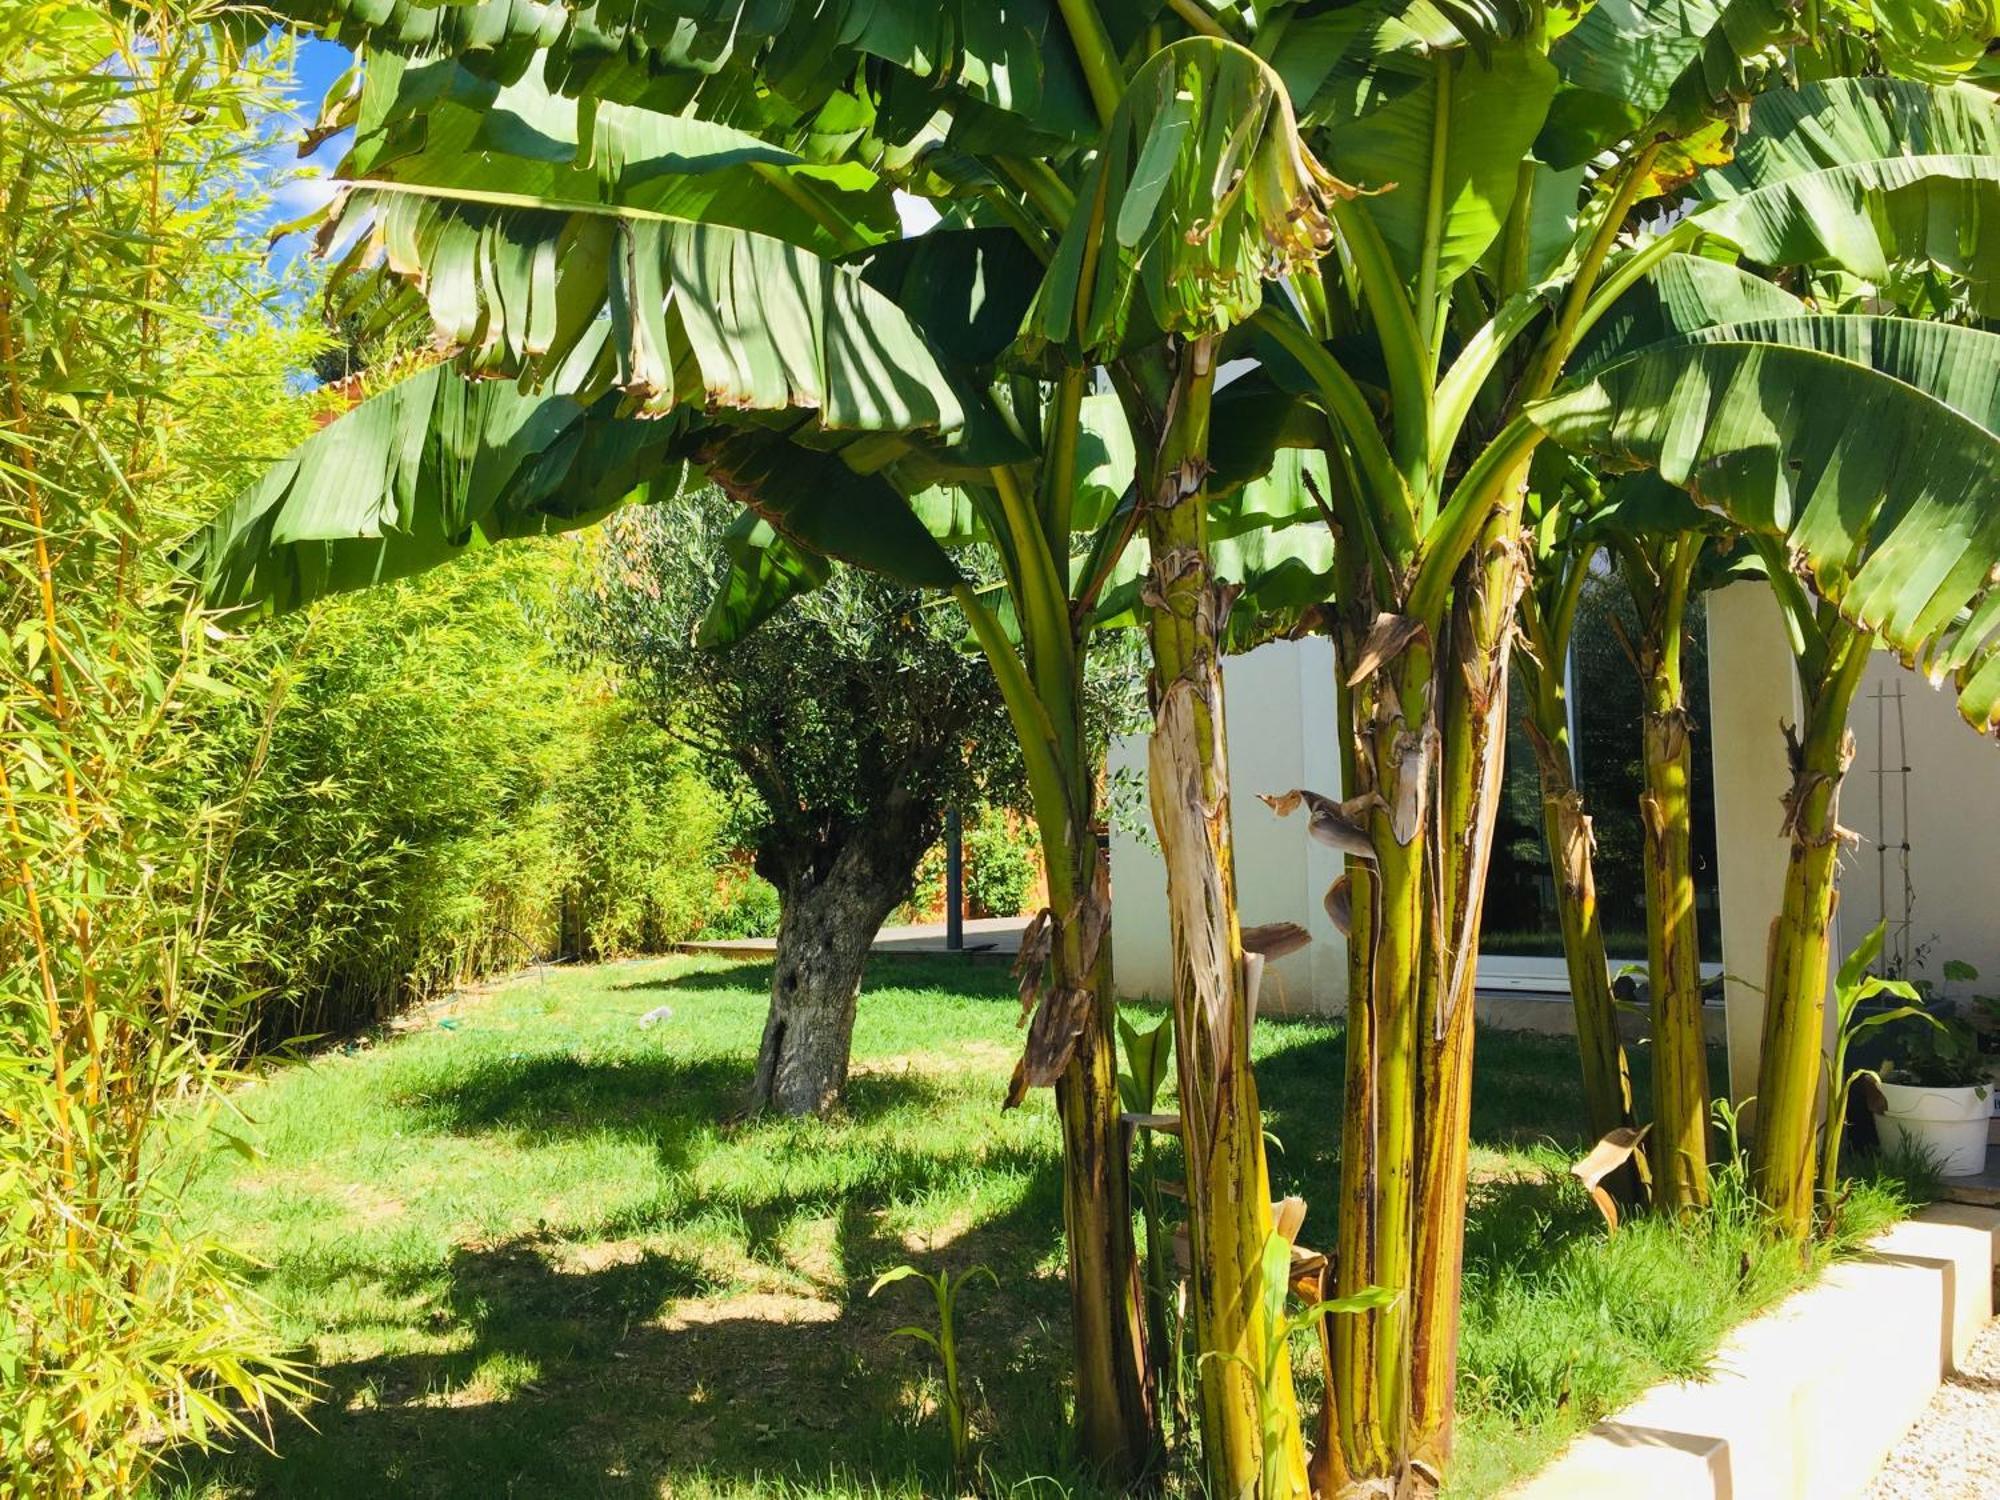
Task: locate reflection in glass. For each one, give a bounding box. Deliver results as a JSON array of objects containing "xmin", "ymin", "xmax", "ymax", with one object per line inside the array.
[{"xmin": 1480, "ymin": 558, "xmax": 1723, "ymax": 966}]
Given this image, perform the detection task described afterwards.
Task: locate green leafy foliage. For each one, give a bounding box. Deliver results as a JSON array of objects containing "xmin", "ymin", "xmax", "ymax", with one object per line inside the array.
[
  {"xmin": 185, "ymin": 349, "xmax": 695, "ymax": 613},
  {"xmin": 1690, "ymin": 78, "xmax": 2000, "ymax": 312},
  {"xmin": 201, "ymin": 543, "xmax": 738, "ymax": 1043},
  {"xmin": 342, "ymin": 57, "xmax": 901, "ymax": 257},
  {"xmin": 1318, "ymin": 37, "xmax": 1556, "ymax": 290},
  {"xmin": 1529, "ymin": 315, "xmax": 2000, "ymax": 732},
  {"xmin": 0, "ymin": 9, "xmax": 321, "ymax": 1491},
  {"xmin": 963, "ymin": 813, "xmax": 1040, "ymax": 918},
  {"xmin": 563, "ymin": 491, "xmax": 1018, "ymax": 907},
  {"xmin": 1021, "ymin": 37, "xmax": 1347, "ymax": 361},
  {"xmin": 1539, "ymin": 0, "xmax": 1799, "ymax": 168},
  {"xmin": 1821, "ymin": 921, "xmax": 1936, "ymax": 1204},
  {"xmin": 869, "ymin": 1261, "xmax": 998, "ymax": 1482}
]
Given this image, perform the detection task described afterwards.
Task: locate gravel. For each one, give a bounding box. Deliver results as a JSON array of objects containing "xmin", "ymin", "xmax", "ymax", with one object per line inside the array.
[{"xmin": 1866, "ymin": 1312, "xmax": 2000, "ymax": 1498}]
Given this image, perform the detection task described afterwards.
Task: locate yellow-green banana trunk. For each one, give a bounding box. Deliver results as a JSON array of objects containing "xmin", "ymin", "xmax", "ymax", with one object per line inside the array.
[
  {"xmin": 1141, "ymin": 337, "xmax": 1309, "ymax": 1499},
  {"xmin": 1749, "ymin": 628, "xmax": 1873, "ymax": 1237},
  {"xmin": 1524, "ymin": 708, "xmax": 1647, "ymax": 1204},
  {"xmin": 1318, "ymin": 640, "xmax": 1432, "ymax": 1496},
  {"xmin": 1636, "ymin": 558, "xmax": 1710, "ymax": 1212},
  {"xmin": 1319, "ymin": 495, "xmax": 1533, "ymax": 1496},
  {"xmin": 958, "ymin": 545, "xmax": 1155, "ymax": 1476},
  {"xmin": 1049, "ymin": 841, "xmax": 1157, "ymax": 1479},
  {"xmin": 1411, "ymin": 525, "xmax": 1523, "ymax": 1476}
]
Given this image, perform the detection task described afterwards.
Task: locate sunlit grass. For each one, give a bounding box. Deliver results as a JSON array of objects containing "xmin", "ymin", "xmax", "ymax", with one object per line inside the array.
[{"xmin": 160, "ymin": 955, "xmax": 1917, "ymax": 1499}]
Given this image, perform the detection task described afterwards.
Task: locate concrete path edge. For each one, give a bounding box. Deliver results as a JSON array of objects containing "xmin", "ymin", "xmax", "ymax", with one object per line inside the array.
[{"xmin": 1508, "ymin": 1202, "xmax": 2000, "ymax": 1500}]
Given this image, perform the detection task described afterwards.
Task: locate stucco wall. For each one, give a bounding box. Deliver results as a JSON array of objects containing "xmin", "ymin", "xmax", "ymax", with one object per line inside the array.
[
  {"xmin": 1108, "ymin": 585, "xmax": 2000, "ymax": 1084},
  {"xmin": 1107, "ymin": 635, "xmax": 1348, "ymax": 1016},
  {"xmin": 1843, "ymin": 650, "xmax": 2000, "ymax": 995},
  {"xmin": 1704, "ymin": 583, "xmax": 1811, "ymax": 1106}
]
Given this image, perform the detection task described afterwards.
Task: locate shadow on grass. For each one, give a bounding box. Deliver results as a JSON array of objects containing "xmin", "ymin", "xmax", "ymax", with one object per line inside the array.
[
  {"xmin": 394, "ymin": 1051, "xmax": 958, "ymax": 1154},
  {"xmin": 611, "ymin": 955, "xmax": 1020, "ymax": 1005},
  {"xmin": 170, "ymin": 1179, "xmax": 1082, "ymax": 1499},
  {"xmin": 168, "ymin": 1043, "xmax": 1085, "ymax": 1499},
  {"xmin": 166, "ymin": 979, "xmax": 1674, "ymax": 1500}
]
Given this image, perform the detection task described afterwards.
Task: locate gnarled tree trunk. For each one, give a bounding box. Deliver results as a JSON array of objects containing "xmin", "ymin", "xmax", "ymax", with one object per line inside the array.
[{"xmin": 748, "ymin": 796, "xmax": 934, "ymax": 1117}]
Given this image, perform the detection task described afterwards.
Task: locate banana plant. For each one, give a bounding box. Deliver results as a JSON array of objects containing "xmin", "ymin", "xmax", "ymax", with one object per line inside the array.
[
  {"xmin": 1533, "ymin": 292, "xmax": 2000, "ymax": 1249},
  {"xmin": 1115, "ymin": 1011, "xmax": 1186, "ymax": 1441},
  {"xmin": 1512, "ymin": 467, "xmax": 1650, "ymax": 1208},
  {"xmin": 1249, "ymin": 14, "xmax": 2000, "ymax": 1483},
  {"xmin": 199, "ymin": 2, "xmax": 2000, "ymax": 1494},
  {"xmin": 198, "ymin": 20, "xmax": 1341, "ymax": 1490},
  {"xmin": 1821, "ymin": 920, "xmax": 1937, "ymax": 1210}
]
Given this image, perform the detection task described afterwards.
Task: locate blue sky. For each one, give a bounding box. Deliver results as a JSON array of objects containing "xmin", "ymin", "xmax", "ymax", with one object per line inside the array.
[{"xmin": 258, "ymin": 38, "xmax": 354, "ymax": 272}]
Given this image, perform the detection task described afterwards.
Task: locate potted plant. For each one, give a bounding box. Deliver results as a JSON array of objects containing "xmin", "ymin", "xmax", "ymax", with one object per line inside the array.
[{"xmin": 1875, "ymin": 993, "xmax": 1993, "ymax": 1177}]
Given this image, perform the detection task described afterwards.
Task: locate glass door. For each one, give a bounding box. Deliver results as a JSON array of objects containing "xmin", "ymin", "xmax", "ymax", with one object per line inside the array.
[{"xmin": 1477, "ymin": 558, "xmax": 1723, "ymax": 994}]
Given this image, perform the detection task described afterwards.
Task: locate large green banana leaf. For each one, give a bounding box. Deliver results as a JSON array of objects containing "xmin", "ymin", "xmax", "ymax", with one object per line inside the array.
[
  {"xmin": 695, "ymin": 511, "xmax": 832, "ymax": 645},
  {"xmin": 1822, "ymin": 0, "xmax": 2000, "ymax": 83},
  {"xmin": 1538, "ymin": 0, "xmax": 1798, "ymax": 168},
  {"xmin": 1312, "ymin": 34, "xmax": 1556, "ymax": 290},
  {"xmin": 1571, "ymin": 251, "xmax": 1804, "ymax": 375},
  {"xmin": 187, "ymin": 358, "xmax": 962, "ymax": 615},
  {"xmin": 1020, "ymin": 37, "xmax": 1348, "ymax": 362},
  {"xmin": 1269, "ymin": 0, "xmax": 1539, "ymax": 127},
  {"xmin": 856, "ymin": 228, "xmax": 1046, "ymax": 369},
  {"xmin": 1529, "ymin": 314, "xmax": 2000, "ymax": 732},
  {"xmin": 341, "ymin": 56, "xmax": 899, "ymax": 257},
  {"xmin": 270, "ymin": 0, "xmax": 1103, "ymax": 140},
  {"xmin": 342, "ymin": 185, "xmax": 962, "ymax": 429},
  {"xmin": 1688, "ymin": 77, "xmax": 2000, "ymax": 311},
  {"xmin": 186, "ymin": 358, "xmax": 689, "ymax": 612}
]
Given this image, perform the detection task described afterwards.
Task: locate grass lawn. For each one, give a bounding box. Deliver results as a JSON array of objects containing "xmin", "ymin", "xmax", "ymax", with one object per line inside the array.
[{"xmin": 162, "ymin": 954, "xmax": 1911, "ymax": 1499}]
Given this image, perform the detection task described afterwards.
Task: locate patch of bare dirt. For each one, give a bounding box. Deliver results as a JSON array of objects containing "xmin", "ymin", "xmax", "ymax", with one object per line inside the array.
[
  {"xmin": 659, "ymin": 1291, "xmax": 841, "ymax": 1332},
  {"xmin": 852, "ymin": 1038, "xmax": 1017, "ymax": 1078}
]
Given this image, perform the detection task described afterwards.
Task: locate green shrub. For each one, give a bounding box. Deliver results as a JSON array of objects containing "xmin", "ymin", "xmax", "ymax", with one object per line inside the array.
[
  {"xmin": 557, "ymin": 699, "xmax": 728, "ymax": 957},
  {"xmin": 964, "ymin": 812, "xmax": 1041, "ymax": 918},
  {"xmin": 203, "ymin": 543, "xmax": 749, "ymax": 1043},
  {"xmin": 699, "ymin": 867, "xmax": 783, "ymax": 940}
]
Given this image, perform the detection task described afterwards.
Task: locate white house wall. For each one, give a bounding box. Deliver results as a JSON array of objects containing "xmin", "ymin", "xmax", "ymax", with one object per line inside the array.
[
  {"xmin": 1107, "ymin": 635, "xmax": 1349, "ymax": 1016},
  {"xmin": 1705, "ymin": 582, "xmax": 1811, "ymax": 1108},
  {"xmin": 1843, "ymin": 649, "xmax": 2000, "ymax": 995},
  {"xmin": 1109, "ymin": 585, "xmax": 2000, "ymax": 1094}
]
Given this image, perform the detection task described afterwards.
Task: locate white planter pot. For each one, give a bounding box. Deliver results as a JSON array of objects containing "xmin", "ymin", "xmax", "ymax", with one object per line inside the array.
[{"xmin": 1875, "ymin": 1081, "xmax": 1992, "ymax": 1177}]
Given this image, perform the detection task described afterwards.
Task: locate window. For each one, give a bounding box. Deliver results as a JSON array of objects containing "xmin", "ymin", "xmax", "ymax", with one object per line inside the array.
[{"xmin": 1479, "ymin": 561, "xmax": 1723, "ymax": 986}]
